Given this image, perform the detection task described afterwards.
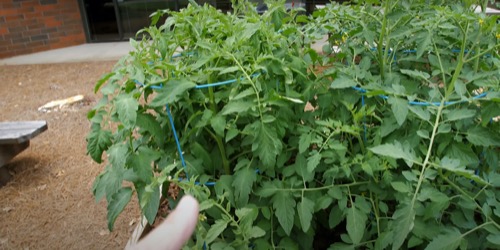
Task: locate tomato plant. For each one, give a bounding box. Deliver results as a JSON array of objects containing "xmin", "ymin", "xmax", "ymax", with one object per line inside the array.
[{"xmin": 87, "ymin": 0, "xmax": 500, "ymax": 248}]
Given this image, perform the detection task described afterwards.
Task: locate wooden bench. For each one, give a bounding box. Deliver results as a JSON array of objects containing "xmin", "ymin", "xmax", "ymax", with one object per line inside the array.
[{"xmin": 0, "ymin": 121, "xmax": 48, "ymax": 185}]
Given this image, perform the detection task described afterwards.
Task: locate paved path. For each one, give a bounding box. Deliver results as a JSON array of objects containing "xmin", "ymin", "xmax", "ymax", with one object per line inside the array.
[{"xmin": 0, "ymin": 42, "xmax": 132, "ymax": 65}]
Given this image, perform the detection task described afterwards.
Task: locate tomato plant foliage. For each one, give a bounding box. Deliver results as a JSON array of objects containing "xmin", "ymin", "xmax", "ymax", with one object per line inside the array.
[{"xmin": 87, "ymin": 0, "xmax": 500, "ymax": 248}]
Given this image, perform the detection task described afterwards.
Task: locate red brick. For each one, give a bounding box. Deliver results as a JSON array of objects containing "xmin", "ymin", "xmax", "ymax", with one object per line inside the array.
[
  {"xmin": 5, "ymin": 14, "xmax": 24, "ymax": 21},
  {"xmin": 44, "ymin": 18, "xmax": 62, "ymax": 27},
  {"xmin": 0, "ymin": 27, "xmax": 8, "ymax": 36},
  {"xmin": 0, "ymin": 9, "xmax": 20, "ymax": 16}
]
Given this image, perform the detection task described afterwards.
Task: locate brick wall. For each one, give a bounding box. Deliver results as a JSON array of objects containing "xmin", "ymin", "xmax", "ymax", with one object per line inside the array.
[{"xmin": 0, "ymin": 0, "xmax": 86, "ymax": 59}]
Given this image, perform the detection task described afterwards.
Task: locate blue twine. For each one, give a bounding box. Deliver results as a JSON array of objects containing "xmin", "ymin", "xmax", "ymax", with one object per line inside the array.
[
  {"xmin": 355, "ymin": 85, "xmax": 488, "ymax": 142},
  {"xmin": 133, "ymin": 68, "xmax": 263, "ymax": 186}
]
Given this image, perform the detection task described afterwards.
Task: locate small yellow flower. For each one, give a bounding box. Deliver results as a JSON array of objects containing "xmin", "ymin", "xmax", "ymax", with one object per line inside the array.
[
  {"xmin": 479, "ymin": 19, "xmax": 484, "ymax": 26},
  {"xmin": 496, "ymin": 33, "xmax": 500, "ymax": 39},
  {"xmin": 342, "ymin": 34, "xmax": 348, "ymax": 43}
]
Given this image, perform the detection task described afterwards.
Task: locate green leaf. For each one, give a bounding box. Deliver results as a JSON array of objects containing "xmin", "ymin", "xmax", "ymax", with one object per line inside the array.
[
  {"xmin": 391, "ymin": 182, "xmax": 411, "ymax": 193},
  {"xmin": 346, "ymin": 205, "xmax": 367, "ymax": 245},
  {"xmin": 299, "ymin": 132, "xmax": 312, "ymax": 154},
  {"xmin": 369, "ymin": 141, "xmax": 416, "ymax": 163},
  {"xmin": 408, "ymin": 105, "xmax": 431, "ymax": 121},
  {"xmin": 388, "ymin": 97, "xmax": 408, "ymax": 125},
  {"xmin": 86, "ymin": 124, "xmax": 112, "ymax": 163},
  {"xmin": 225, "ymin": 128, "xmax": 239, "ymax": 143},
  {"xmin": 273, "ymin": 191, "xmax": 296, "ymax": 235},
  {"xmin": 392, "ymin": 204, "xmax": 415, "ymax": 250},
  {"xmin": 136, "ymin": 183, "xmax": 160, "ymax": 225},
  {"xmin": 486, "ymin": 234, "xmax": 500, "ymax": 245},
  {"xmin": 466, "ymin": 127, "xmax": 500, "ymax": 147},
  {"xmin": 211, "ymin": 115, "xmax": 226, "ymax": 137},
  {"xmin": 298, "ymin": 197, "xmax": 315, "ymax": 232},
  {"xmin": 295, "ymin": 154, "xmax": 314, "ymax": 182},
  {"xmin": 400, "ymin": 69, "xmax": 430, "ymax": 81},
  {"xmin": 205, "ymin": 219, "xmax": 229, "ymax": 244},
  {"xmin": 129, "ymin": 146, "xmax": 161, "ymax": 182},
  {"xmin": 445, "ymin": 109, "xmax": 476, "ymax": 122},
  {"xmin": 416, "ymin": 30, "xmax": 431, "ymax": 59},
  {"xmin": 115, "ymin": 94, "xmax": 138, "ymax": 128},
  {"xmin": 136, "ymin": 113, "xmax": 165, "ymax": 146},
  {"xmin": 221, "ymin": 101, "xmax": 253, "ymax": 115},
  {"xmin": 232, "ymin": 166, "xmax": 256, "ymax": 206},
  {"xmin": 425, "ymin": 228, "xmax": 462, "ymax": 250},
  {"xmin": 219, "ymin": 66, "xmax": 240, "ymax": 75},
  {"xmin": 249, "ymin": 226, "xmax": 266, "ymax": 239},
  {"xmin": 108, "ymin": 144, "xmax": 128, "ymax": 168},
  {"xmin": 307, "ymin": 152, "xmax": 321, "ymax": 172},
  {"xmin": 95, "ymin": 72, "xmax": 115, "ymax": 93},
  {"xmin": 446, "ymin": 143, "xmax": 479, "ymax": 167},
  {"xmin": 150, "ymin": 78, "xmax": 196, "ymax": 107},
  {"xmin": 331, "ymin": 74, "xmax": 357, "ymax": 89},
  {"xmin": 107, "ymin": 187, "xmax": 133, "ymax": 231},
  {"xmin": 253, "ymin": 122, "xmax": 282, "ymax": 168}
]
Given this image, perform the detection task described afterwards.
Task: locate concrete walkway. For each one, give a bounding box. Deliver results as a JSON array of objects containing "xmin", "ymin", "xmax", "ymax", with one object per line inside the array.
[
  {"xmin": 0, "ymin": 42, "xmax": 132, "ymax": 65},
  {"xmin": 0, "ymin": 36, "xmax": 329, "ymax": 65}
]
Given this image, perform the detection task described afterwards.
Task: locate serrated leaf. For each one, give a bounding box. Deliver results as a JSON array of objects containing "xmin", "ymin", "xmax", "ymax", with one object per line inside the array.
[
  {"xmin": 296, "ymin": 154, "xmax": 314, "ymax": 182},
  {"xmin": 486, "ymin": 234, "xmax": 500, "ymax": 245},
  {"xmin": 108, "ymin": 143, "xmax": 128, "ymax": 168},
  {"xmin": 150, "ymin": 78, "xmax": 196, "ymax": 107},
  {"xmin": 115, "ymin": 94, "xmax": 138, "ymax": 128},
  {"xmin": 298, "ymin": 197, "xmax": 315, "ymax": 232},
  {"xmin": 445, "ymin": 109, "xmax": 476, "ymax": 122},
  {"xmin": 425, "ymin": 228, "xmax": 462, "ymax": 250},
  {"xmin": 249, "ymin": 226, "xmax": 266, "ymax": 239},
  {"xmin": 253, "ymin": 122, "xmax": 282, "ymax": 168},
  {"xmin": 417, "ymin": 130, "xmax": 429, "ymax": 139},
  {"xmin": 225, "ymin": 128, "xmax": 239, "ymax": 142},
  {"xmin": 221, "ymin": 101, "xmax": 253, "ymax": 115},
  {"xmin": 392, "ymin": 204, "xmax": 415, "ymax": 250},
  {"xmin": 211, "ymin": 115, "xmax": 226, "ymax": 137},
  {"xmin": 400, "ymin": 69, "xmax": 430, "ymax": 81},
  {"xmin": 219, "ymin": 66, "xmax": 240, "ymax": 75},
  {"xmin": 136, "ymin": 183, "xmax": 160, "ymax": 225},
  {"xmin": 199, "ymin": 200, "xmax": 215, "ymax": 211},
  {"xmin": 331, "ymin": 74, "xmax": 357, "ymax": 89},
  {"xmin": 256, "ymin": 181, "xmax": 279, "ymax": 198},
  {"xmin": 347, "ymin": 205, "xmax": 367, "ymax": 245},
  {"xmin": 232, "ymin": 166, "xmax": 256, "ymax": 206},
  {"xmin": 205, "ymin": 219, "xmax": 229, "ymax": 244},
  {"xmin": 369, "ymin": 141, "xmax": 415, "ymax": 163},
  {"xmin": 107, "ymin": 187, "xmax": 133, "ymax": 231},
  {"xmin": 466, "ymin": 127, "xmax": 500, "ymax": 147},
  {"xmin": 416, "ymin": 31, "xmax": 431, "ymax": 59},
  {"xmin": 273, "ymin": 191, "xmax": 296, "ymax": 235},
  {"xmin": 408, "ymin": 105, "xmax": 431, "ymax": 121},
  {"xmin": 307, "ymin": 152, "xmax": 321, "ymax": 172},
  {"xmin": 299, "ymin": 132, "xmax": 312, "ymax": 153},
  {"xmin": 95, "ymin": 72, "xmax": 115, "ymax": 93},
  {"xmin": 446, "ymin": 143, "xmax": 479, "ymax": 167},
  {"xmin": 129, "ymin": 146, "xmax": 161, "ymax": 182},
  {"xmin": 136, "ymin": 113, "xmax": 165, "ymax": 146},
  {"xmin": 86, "ymin": 124, "xmax": 112, "ymax": 163},
  {"xmin": 391, "ymin": 182, "xmax": 411, "ymax": 193},
  {"xmin": 388, "ymin": 97, "xmax": 408, "ymax": 125}
]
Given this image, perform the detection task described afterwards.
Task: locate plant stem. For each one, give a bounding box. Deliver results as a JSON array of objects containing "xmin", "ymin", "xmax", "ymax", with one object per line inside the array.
[
  {"xmin": 230, "ymin": 54, "xmax": 264, "ymax": 120},
  {"xmin": 377, "ymin": 0, "xmax": 390, "ymax": 80},
  {"xmin": 271, "ymin": 181, "xmax": 369, "ymax": 193},
  {"xmin": 204, "ymin": 128, "xmax": 230, "ymax": 175}
]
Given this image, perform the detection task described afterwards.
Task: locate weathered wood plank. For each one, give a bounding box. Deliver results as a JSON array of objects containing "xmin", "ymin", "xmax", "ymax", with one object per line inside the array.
[{"xmin": 0, "ymin": 121, "xmax": 48, "ymax": 145}]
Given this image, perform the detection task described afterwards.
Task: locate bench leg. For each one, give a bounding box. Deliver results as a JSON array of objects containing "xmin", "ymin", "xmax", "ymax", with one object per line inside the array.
[{"xmin": 0, "ymin": 141, "xmax": 30, "ymax": 186}]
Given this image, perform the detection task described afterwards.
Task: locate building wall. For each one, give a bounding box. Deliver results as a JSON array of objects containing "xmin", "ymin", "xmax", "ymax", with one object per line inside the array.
[{"xmin": 0, "ymin": 0, "xmax": 86, "ymax": 59}]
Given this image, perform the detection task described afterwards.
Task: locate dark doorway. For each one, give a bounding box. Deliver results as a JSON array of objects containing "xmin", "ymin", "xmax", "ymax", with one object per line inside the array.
[{"xmin": 82, "ymin": 0, "xmax": 121, "ymax": 41}]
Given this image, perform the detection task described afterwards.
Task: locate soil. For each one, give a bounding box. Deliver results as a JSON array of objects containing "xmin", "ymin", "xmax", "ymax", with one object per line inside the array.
[{"xmin": 0, "ymin": 62, "xmax": 140, "ymax": 250}]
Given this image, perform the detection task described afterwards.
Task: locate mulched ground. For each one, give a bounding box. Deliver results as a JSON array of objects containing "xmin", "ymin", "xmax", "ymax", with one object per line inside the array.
[{"xmin": 0, "ymin": 62, "xmax": 140, "ymax": 249}]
